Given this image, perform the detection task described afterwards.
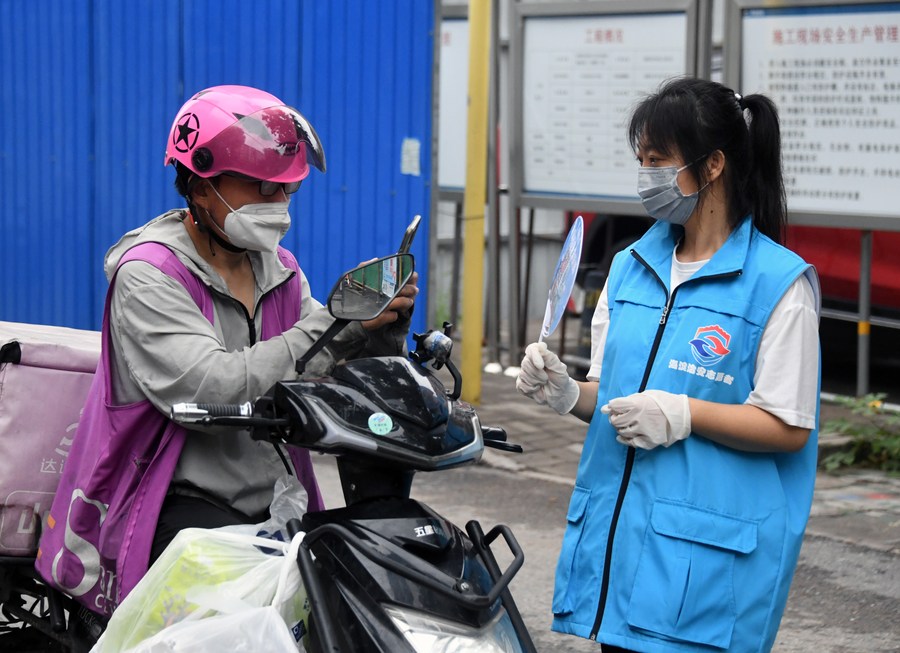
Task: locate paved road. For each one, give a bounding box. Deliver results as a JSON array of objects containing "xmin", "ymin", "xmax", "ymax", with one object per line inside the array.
[{"xmin": 313, "ymin": 454, "xmax": 900, "ymax": 652}]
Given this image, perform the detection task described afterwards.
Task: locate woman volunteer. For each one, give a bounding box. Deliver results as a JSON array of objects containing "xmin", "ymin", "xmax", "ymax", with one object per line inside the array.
[{"xmin": 517, "ymin": 77, "xmax": 820, "ymax": 652}]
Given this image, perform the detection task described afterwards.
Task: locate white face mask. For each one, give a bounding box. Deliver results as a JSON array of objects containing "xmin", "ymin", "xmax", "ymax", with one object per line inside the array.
[
  {"xmin": 209, "ymin": 184, "xmax": 291, "ymax": 252},
  {"xmin": 637, "ymin": 160, "xmax": 708, "ymax": 226}
]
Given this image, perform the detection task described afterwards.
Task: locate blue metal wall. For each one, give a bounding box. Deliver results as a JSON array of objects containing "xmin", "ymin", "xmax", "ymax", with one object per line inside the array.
[{"xmin": 0, "ymin": 0, "xmax": 433, "ymax": 335}]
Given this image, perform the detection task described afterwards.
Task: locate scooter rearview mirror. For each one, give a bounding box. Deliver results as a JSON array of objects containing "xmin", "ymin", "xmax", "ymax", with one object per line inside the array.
[
  {"xmin": 296, "ymin": 253, "xmax": 416, "ymax": 375},
  {"xmin": 327, "ymin": 253, "xmax": 415, "ymax": 322}
]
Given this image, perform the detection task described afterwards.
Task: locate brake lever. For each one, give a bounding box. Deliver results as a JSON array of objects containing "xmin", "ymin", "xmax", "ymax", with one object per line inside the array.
[
  {"xmin": 200, "ymin": 416, "xmax": 291, "ymax": 428},
  {"xmin": 482, "ymin": 426, "xmax": 522, "ymax": 453},
  {"xmin": 484, "ymin": 440, "xmax": 524, "ymax": 454}
]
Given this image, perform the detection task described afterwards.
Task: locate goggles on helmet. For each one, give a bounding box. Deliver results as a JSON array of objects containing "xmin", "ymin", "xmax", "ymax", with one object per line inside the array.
[{"xmin": 185, "ymin": 105, "xmax": 326, "ymax": 182}]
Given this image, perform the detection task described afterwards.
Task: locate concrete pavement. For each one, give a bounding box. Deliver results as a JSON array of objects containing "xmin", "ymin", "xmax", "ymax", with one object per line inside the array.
[{"xmin": 472, "ymin": 367, "xmax": 900, "ymax": 556}]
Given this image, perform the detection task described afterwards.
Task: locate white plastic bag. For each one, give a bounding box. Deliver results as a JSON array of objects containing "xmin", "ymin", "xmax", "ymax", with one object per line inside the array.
[
  {"xmin": 218, "ymin": 472, "xmax": 308, "ymax": 542},
  {"xmin": 91, "ymin": 529, "xmax": 310, "ymax": 653},
  {"xmin": 123, "ymin": 605, "xmax": 297, "ymax": 653}
]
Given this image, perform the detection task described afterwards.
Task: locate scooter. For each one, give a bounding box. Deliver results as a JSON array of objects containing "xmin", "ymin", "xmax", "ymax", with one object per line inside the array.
[
  {"xmin": 172, "ymin": 252, "xmax": 537, "ymax": 652},
  {"xmin": 0, "ymin": 253, "xmax": 536, "ymax": 652}
]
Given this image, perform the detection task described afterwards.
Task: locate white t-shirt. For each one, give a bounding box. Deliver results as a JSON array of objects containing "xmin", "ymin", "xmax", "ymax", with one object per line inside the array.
[{"xmin": 587, "ymin": 250, "xmax": 820, "ymax": 429}]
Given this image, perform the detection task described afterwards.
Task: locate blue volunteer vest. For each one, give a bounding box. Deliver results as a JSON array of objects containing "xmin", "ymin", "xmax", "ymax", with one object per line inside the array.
[{"xmin": 552, "ymin": 217, "xmax": 820, "ymax": 652}]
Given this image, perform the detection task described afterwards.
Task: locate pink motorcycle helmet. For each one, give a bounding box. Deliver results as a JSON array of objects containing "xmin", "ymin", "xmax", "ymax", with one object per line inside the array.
[{"xmin": 165, "ymin": 85, "xmax": 325, "ymax": 182}]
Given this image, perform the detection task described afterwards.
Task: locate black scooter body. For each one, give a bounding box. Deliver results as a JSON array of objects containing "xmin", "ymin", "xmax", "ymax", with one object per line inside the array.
[
  {"xmin": 274, "ymin": 357, "xmax": 482, "ymax": 474},
  {"xmin": 262, "ymin": 354, "xmax": 535, "ymax": 652},
  {"xmin": 300, "ymin": 498, "xmax": 498, "ymax": 652}
]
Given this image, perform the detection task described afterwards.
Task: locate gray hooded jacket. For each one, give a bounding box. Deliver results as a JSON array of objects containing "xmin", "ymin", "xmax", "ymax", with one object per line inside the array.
[{"xmin": 104, "ymin": 210, "xmax": 409, "ymax": 516}]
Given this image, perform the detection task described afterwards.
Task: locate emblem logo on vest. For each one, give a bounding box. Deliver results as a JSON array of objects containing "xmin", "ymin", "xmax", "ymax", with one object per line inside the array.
[{"xmin": 689, "ymin": 325, "xmax": 731, "ymax": 366}]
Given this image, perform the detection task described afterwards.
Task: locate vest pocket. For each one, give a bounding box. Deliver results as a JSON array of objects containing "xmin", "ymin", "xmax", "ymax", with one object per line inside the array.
[
  {"xmin": 626, "ymin": 499, "xmax": 758, "ymax": 649},
  {"xmin": 552, "ymin": 485, "xmax": 591, "ymax": 616}
]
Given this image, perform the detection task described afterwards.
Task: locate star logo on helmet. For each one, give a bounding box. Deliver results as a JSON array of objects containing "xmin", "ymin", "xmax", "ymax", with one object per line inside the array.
[{"xmin": 173, "ymin": 113, "xmax": 200, "ymax": 153}]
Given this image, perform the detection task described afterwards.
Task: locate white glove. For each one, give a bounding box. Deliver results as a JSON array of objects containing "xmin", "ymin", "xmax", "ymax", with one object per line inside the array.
[
  {"xmin": 602, "ymin": 389, "xmax": 691, "ymax": 449},
  {"xmin": 516, "ymin": 342, "xmax": 580, "ymax": 415}
]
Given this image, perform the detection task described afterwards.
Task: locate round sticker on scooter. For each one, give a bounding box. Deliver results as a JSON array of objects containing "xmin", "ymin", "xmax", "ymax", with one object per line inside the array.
[{"xmin": 368, "ymin": 412, "xmax": 393, "ymax": 436}]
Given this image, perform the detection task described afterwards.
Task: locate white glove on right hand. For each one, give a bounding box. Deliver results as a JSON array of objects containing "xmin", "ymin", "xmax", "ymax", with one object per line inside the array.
[
  {"xmin": 516, "ymin": 342, "xmax": 580, "ymax": 415},
  {"xmin": 602, "ymin": 389, "xmax": 691, "ymax": 449}
]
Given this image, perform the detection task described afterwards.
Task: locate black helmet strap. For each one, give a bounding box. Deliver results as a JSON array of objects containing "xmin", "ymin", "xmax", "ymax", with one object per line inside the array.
[{"xmin": 192, "ymin": 207, "xmax": 247, "ymax": 255}]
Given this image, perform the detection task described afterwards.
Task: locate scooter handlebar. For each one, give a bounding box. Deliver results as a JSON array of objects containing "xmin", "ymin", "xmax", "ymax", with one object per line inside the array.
[
  {"xmin": 170, "ymin": 402, "xmax": 253, "ymax": 422},
  {"xmin": 170, "ymin": 402, "xmax": 289, "ymax": 430}
]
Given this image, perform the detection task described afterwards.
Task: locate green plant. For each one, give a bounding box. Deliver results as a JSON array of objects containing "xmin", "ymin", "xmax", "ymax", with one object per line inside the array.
[{"xmin": 821, "ymin": 393, "xmax": 900, "ymax": 473}]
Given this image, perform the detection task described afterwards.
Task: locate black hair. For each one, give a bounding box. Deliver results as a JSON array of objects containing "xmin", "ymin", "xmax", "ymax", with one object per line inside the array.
[
  {"xmin": 173, "ymin": 161, "xmax": 197, "ymax": 203},
  {"xmin": 173, "ymin": 161, "xmax": 216, "ymax": 202},
  {"xmin": 173, "ymin": 161, "xmax": 222, "ymax": 218},
  {"xmin": 627, "ymin": 76, "xmax": 786, "ymax": 243}
]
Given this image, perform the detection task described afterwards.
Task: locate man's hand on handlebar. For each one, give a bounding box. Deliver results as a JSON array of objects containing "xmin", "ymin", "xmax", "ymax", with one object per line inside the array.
[{"xmin": 362, "ymin": 271, "xmax": 419, "ymax": 330}]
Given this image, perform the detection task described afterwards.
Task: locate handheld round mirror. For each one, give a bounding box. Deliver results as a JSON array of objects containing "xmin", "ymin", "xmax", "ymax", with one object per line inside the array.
[{"xmin": 539, "ymin": 215, "xmax": 584, "ymax": 343}]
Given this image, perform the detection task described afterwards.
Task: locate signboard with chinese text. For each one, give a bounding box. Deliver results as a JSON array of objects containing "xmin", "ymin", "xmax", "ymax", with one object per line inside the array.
[
  {"xmin": 522, "ymin": 13, "xmax": 688, "ymax": 198},
  {"xmin": 726, "ymin": 0, "xmax": 900, "ymax": 229},
  {"xmin": 438, "ymin": 16, "xmax": 469, "ymax": 191},
  {"xmin": 509, "ymin": 1, "xmax": 704, "ymax": 212}
]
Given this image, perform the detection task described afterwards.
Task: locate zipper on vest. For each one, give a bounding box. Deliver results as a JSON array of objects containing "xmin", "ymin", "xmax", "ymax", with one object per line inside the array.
[
  {"xmin": 218, "ymin": 298, "xmax": 258, "ymax": 345},
  {"xmin": 211, "ymin": 269, "xmax": 297, "ymax": 347},
  {"xmin": 251, "ymin": 269, "xmax": 298, "ymax": 341},
  {"xmin": 252, "ymin": 271, "xmax": 298, "ymax": 472},
  {"xmin": 629, "ymin": 249, "xmax": 677, "ymax": 389},
  {"xmin": 211, "ymin": 271, "xmax": 299, "ymax": 475},
  {"xmin": 590, "ymin": 444, "xmax": 634, "ymax": 642},
  {"xmin": 588, "ymin": 251, "xmax": 740, "ymax": 640},
  {"xmin": 590, "ymin": 252, "xmax": 672, "ymax": 640},
  {"xmin": 246, "ymin": 311, "xmax": 257, "ymax": 345}
]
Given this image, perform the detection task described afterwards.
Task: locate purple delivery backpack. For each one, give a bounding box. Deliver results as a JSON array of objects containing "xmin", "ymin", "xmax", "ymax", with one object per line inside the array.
[
  {"xmin": 35, "ymin": 242, "xmax": 324, "ymax": 615},
  {"xmin": 0, "ymin": 322, "xmax": 101, "ymax": 556}
]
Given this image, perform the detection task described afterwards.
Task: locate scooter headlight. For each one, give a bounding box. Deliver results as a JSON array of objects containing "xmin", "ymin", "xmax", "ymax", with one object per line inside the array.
[{"xmin": 384, "ymin": 605, "xmax": 525, "ymax": 653}]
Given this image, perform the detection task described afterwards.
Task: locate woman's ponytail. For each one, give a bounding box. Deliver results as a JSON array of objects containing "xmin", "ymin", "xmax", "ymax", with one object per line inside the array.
[{"xmin": 741, "ymin": 94, "xmax": 787, "ymax": 244}]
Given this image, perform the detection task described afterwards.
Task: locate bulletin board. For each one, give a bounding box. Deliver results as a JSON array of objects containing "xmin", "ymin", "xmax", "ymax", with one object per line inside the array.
[
  {"xmin": 724, "ymin": 0, "xmax": 900, "ymax": 230},
  {"xmin": 437, "ymin": 6, "xmax": 469, "ymax": 196},
  {"xmin": 509, "ymin": 0, "xmax": 707, "ymax": 214}
]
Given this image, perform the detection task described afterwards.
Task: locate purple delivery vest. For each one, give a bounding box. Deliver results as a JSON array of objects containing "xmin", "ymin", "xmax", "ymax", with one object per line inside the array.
[{"xmin": 35, "ymin": 242, "xmax": 324, "ymax": 615}]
